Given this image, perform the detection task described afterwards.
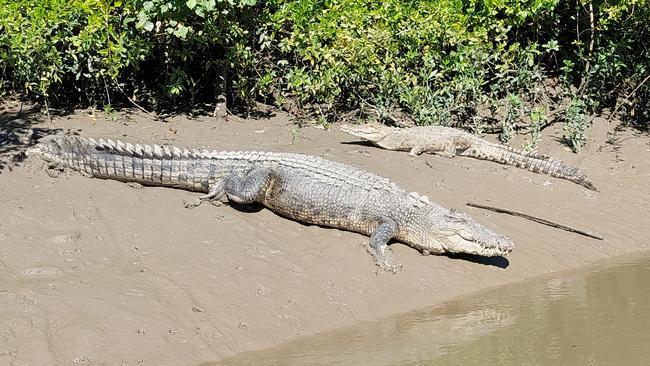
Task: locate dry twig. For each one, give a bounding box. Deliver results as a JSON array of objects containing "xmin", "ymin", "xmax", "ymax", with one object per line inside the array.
[
  {"xmin": 606, "ymin": 72, "xmax": 650, "ymax": 128},
  {"xmin": 466, "ymin": 202, "xmax": 604, "ymax": 240},
  {"xmin": 114, "ymin": 83, "xmax": 159, "ymax": 121}
]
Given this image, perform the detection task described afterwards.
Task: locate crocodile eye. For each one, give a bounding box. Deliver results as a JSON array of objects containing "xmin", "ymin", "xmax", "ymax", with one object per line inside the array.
[
  {"xmin": 443, "ymin": 214, "xmax": 465, "ymax": 223},
  {"xmin": 448, "ymin": 208, "xmax": 466, "ymax": 216},
  {"xmin": 447, "ymin": 209, "xmax": 471, "ymax": 220},
  {"xmin": 446, "ymin": 209, "xmax": 467, "ymax": 219}
]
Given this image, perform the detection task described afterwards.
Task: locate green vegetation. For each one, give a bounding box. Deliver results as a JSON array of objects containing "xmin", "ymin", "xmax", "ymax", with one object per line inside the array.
[
  {"xmin": 0, "ymin": 0, "xmax": 648, "ymax": 150},
  {"xmin": 0, "ymin": 1, "xmax": 146, "ymax": 101}
]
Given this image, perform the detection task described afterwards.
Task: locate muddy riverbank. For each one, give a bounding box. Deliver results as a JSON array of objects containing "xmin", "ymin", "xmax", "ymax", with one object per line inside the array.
[{"xmin": 1, "ymin": 103, "xmax": 648, "ymax": 365}]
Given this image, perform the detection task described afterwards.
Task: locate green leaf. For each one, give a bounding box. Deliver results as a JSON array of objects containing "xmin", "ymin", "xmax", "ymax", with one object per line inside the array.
[
  {"xmin": 143, "ymin": 1, "xmax": 154, "ymax": 11},
  {"xmin": 186, "ymin": 0, "xmax": 197, "ymax": 9},
  {"xmin": 204, "ymin": 0, "xmax": 216, "ymax": 11},
  {"xmin": 174, "ymin": 25, "xmax": 189, "ymax": 39},
  {"xmin": 143, "ymin": 21, "xmax": 154, "ymax": 32}
]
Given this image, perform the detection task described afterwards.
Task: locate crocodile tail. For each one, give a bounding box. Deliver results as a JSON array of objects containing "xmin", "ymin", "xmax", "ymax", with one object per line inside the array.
[
  {"xmin": 462, "ymin": 139, "xmax": 598, "ymax": 191},
  {"xmin": 30, "ymin": 135, "xmax": 216, "ymax": 192}
]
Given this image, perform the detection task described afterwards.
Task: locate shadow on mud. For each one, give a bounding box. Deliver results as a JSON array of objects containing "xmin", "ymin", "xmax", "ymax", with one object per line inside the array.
[{"xmin": 446, "ymin": 253, "xmax": 510, "ymax": 269}]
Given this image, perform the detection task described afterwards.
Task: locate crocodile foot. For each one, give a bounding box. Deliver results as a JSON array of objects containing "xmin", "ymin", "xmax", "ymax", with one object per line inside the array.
[
  {"xmin": 126, "ymin": 182, "xmax": 144, "ymax": 189},
  {"xmin": 377, "ymin": 260, "xmax": 403, "ymax": 274},
  {"xmin": 184, "ymin": 196, "xmax": 228, "ymax": 209},
  {"xmin": 183, "ymin": 198, "xmax": 203, "ymax": 209},
  {"xmin": 366, "ymin": 244, "xmax": 402, "ymax": 274},
  {"xmin": 45, "ymin": 162, "xmax": 64, "ymax": 178}
]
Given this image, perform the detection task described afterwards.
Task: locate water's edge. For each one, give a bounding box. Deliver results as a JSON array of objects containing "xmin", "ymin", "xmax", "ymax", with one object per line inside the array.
[{"xmin": 212, "ymin": 250, "xmax": 650, "ymax": 366}]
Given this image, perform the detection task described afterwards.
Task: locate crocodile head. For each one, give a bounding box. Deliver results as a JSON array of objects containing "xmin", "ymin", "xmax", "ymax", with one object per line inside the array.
[
  {"xmin": 406, "ymin": 206, "xmax": 514, "ymax": 257},
  {"xmin": 340, "ymin": 123, "xmax": 390, "ymax": 142}
]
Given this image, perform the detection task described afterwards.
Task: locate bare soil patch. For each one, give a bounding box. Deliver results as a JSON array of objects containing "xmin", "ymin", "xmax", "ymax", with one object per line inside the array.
[{"xmin": 1, "ymin": 104, "xmax": 649, "ymax": 365}]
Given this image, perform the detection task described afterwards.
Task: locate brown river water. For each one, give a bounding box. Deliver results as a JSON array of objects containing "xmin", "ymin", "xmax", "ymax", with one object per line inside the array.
[{"xmin": 214, "ymin": 252, "xmax": 650, "ymax": 366}]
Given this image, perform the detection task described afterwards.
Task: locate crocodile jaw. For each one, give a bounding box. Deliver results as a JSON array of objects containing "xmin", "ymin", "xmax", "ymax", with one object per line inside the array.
[
  {"xmin": 340, "ymin": 123, "xmax": 389, "ymax": 142},
  {"xmin": 408, "ymin": 207, "xmax": 514, "ymax": 257},
  {"xmin": 438, "ymin": 230, "xmax": 514, "ymax": 257}
]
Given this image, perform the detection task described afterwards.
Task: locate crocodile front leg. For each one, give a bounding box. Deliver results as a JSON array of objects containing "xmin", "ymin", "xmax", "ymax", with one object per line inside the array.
[
  {"xmin": 408, "ymin": 145, "xmax": 426, "ymax": 156},
  {"xmin": 367, "ymin": 220, "xmax": 402, "ymax": 273}
]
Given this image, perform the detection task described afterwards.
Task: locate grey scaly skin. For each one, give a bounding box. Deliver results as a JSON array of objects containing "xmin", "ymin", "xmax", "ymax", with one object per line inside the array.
[
  {"xmin": 341, "ymin": 123, "xmax": 597, "ymax": 191},
  {"xmin": 27, "ymin": 135, "xmax": 514, "ymax": 273}
]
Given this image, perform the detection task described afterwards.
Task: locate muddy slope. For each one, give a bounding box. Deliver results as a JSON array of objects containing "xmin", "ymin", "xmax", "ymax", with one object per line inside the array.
[{"xmin": 1, "ymin": 106, "xmax": 648, "ymax": 365}]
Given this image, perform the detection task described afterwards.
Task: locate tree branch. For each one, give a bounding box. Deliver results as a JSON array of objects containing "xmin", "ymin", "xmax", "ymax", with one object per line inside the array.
[{"xmin": 466, "ymin": 202, "xmax": 604, "ymax": 240}]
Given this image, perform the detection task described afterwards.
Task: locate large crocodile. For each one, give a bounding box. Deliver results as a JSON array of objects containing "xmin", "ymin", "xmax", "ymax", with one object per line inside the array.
[
  {"xmin": 341, "ymin": 123, "xmax": 597, "ymax": 191},
  {"xmin": 28, "ymin": 135, "xmax": 514, "ymax": 272}
]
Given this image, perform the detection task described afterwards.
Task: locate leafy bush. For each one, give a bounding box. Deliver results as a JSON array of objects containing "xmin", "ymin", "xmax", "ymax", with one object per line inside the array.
[
  {"xmin": 0, "ymin": 0, "xmax": 147, "ymax": 102},
  {"xmin": 129, "ymin": 0, "xmax": 263, "ymax": 105},
  {"xmin": 0, "ymin": 0, "xmax": 647, "ymax": 143},
  {"xmin": 563, "ymin": 98, "xmax": 588, "ymax": 152},
  {"xmin": 257, "ymin": 0, "xmax": 648, "ymax": 132},
  {"xmin": 257, "ymin": 0, "xmax": 555, "ymax": 124}
]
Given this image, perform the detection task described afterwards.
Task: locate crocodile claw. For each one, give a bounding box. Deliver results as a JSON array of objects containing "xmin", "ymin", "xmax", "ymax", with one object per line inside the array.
[{"xmin": 366, "ymin": 244, "xmax": 402, "ymax": 274}]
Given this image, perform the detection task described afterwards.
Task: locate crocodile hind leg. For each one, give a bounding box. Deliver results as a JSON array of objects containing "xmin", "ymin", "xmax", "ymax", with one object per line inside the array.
[
  {"xmin": 203, "ymin": 168, "xmax": 284, "ymax": 207},
  {"xmin": 410, "ymin": 142, "xmax": 456, "ymax": 157},
  {"xmin": 435, "ymin": 137, "xmax": 473, "ymax": 158},
  {"xmin": 366, "ymin": 220, "xmax": 402, "ymax": 273},
  {"xmin": 434, "ymin": 142, "xmax": 458, "ymax": 158},
  {"xmin": 223, "ymin": 168, "xmax": 274, "ymax": 204}
]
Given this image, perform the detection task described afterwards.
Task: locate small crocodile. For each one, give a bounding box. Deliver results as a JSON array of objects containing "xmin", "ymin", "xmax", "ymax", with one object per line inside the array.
[
  {"xmin": 341, "ymin": 123, "xmax": 597, "ymax": 191},
  {"xmin": 28, "ymin": 135, "xmax": 514, "ymax": 273}
]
